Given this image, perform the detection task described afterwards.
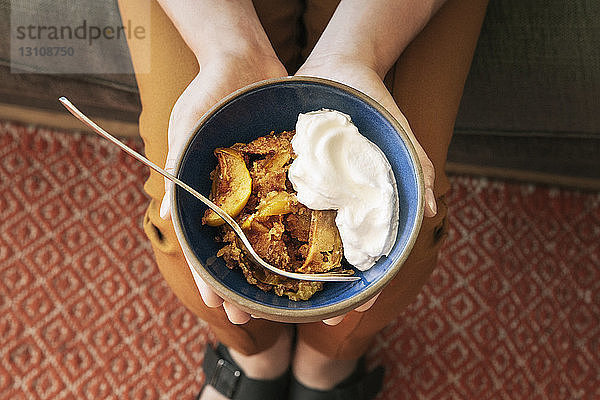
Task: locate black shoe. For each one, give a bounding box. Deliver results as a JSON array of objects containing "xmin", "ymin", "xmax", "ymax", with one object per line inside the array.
[
  {"xmin": 197, "ymin": 343, "xmax": 290, "ymax": 400},
  {"xmin": 289, "ymin": 358, "xmax": 384, "ymax": 400}
]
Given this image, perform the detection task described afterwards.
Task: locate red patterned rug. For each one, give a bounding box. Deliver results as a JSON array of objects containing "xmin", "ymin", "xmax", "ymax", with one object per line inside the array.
[{"xmin": 1, "ymin": 120, "xmax": 599, "ymax": 399}]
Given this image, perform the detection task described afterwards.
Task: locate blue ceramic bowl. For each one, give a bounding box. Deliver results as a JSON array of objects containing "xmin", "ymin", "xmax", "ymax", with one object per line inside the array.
[{"xmin": 171, "ymin": 77, "xmax": 424, "ymax": 323}]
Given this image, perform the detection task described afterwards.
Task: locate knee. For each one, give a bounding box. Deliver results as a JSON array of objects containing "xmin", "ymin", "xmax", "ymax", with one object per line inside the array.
[
  {"xmin": 143, "ymin": 199, "xmax": 181, "ymax": 254},
  {"xmin": 413, "ymin": 194, "xmax": 449, "ymax": 264}
]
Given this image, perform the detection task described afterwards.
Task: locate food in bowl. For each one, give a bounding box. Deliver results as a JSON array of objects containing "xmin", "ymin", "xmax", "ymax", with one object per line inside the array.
[
  {"xmin": 204, "ymin": 129, "xmax": 350, "ymax": 300},
  {"xmin": 203, "ymin": 109, "xmax": 399, "ymax": 301}
]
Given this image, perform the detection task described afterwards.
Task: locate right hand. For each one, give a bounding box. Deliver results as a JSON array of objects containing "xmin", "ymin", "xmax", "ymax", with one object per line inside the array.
[{"xmin": 161, "ymin": 51, "xmax": 287, "ymax": 324}]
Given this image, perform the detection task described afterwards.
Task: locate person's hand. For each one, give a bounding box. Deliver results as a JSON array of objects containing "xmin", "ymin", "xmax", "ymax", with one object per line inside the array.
[
  {"xmin": 296, "ymin": 54, "xmax": 438, "ymax": 325},
  {"xmin": 187, "ymin": 252, "xmax": 258, "ymax": 325},
  {"xmin": 160, "ymin": 53, "xmax": 287, "ymax": 219},
  {"xmin": 321, "ymin": 293, "xmax": 381, "ymax": 325},
  {"xmin": 162, "ymin": 51, "xmax": 287, "ymax": 324},
  {"xmin": 296, "ymin": 55, "xmax": 438, "ymax": 219}
]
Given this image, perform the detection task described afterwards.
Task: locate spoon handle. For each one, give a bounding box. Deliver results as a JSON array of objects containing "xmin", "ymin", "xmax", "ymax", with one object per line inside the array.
[
  {"xmin": 58, "ymin": 97, "xmax": 229, "ymax": 222},
  {"xmin": 59, "ymin": 97, "xmax": 359, "ymax": 283}
]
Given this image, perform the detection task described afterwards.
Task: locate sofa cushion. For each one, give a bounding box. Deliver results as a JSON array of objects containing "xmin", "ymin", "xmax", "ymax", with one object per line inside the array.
[
  {"xmin": 0, "ymin": 0, "xmax": 140, "ymax": 121},
  {"xmin": 450, "ymin": 0, "xmax": 600, "ymax": 185}
]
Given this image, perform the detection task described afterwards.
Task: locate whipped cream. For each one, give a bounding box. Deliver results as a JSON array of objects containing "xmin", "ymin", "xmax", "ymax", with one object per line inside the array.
[{"xmin": 288, "ymin": 109, "xmax": 399, "ymax": 271}]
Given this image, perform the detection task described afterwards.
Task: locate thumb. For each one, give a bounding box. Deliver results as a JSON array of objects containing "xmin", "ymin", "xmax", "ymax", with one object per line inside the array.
[
  {"xmin": 417, "ymin": 147, "xmax": 437, "ymax": 218},
  {"xmin": 388, "ymin": 108, "xmax": 437, "ymax": 218},
  {"xmin": 160, "ymin": 100, "xmax": 197, "ymax": 220},
  {"xmin": 159, "ymin": 153, "xmax": 177, "ymax": 220}
]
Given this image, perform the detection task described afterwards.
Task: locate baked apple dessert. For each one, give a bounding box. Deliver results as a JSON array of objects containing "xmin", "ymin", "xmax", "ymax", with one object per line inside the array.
[{"xmin": 203, "ymin": 130, "xmax": 351, "ymax": 301}]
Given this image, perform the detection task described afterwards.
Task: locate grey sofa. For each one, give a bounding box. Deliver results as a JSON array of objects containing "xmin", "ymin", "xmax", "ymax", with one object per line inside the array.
[
  {"xmin": 1, "ymin": 0, "xmax": 598, "ymax": 189},
  {"xmin": 450, "ymin": 0, "xmax": 599, "ymax": 188}
]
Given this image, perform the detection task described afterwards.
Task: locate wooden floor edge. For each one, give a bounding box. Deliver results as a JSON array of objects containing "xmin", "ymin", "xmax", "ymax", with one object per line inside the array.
[
  {"xmin": 0, "ymin": 102, "xmax": 140, "ymax": 138},
  {"xmin": 446, "ymin": 162, "xmax": 600, "ymax": 191}
]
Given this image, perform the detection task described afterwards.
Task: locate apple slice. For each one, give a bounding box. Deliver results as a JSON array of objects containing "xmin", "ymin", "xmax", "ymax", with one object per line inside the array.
[
  {"xmin": 297, "ymin": 210, "xmax": 344, "ymax": 273},
  {"xmin": 203, "ymin": 148, "xmax": 252, "ymax": 226},
  {"xmin": 240, "ymin": 191, "xmax": 297, "ymax": 230},
  {"xmin": 263, "ymin": 150, "xmax": 291, "ymax": 172},
  {"xmin": 255, "ymin": 191, "xmax": 297, "ymax": 217}
]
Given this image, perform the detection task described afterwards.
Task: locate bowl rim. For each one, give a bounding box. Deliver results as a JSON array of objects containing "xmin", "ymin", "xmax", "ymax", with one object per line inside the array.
[{"xmin": 170, "ymin": 76, "xmax": 424, "ymax": 322}]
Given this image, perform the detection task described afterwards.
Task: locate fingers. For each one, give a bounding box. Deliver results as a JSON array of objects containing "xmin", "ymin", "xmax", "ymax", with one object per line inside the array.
[
  {"xmin": 193, "ymin": 274, "xmax": 225, "ymax": 308},
  {"xmin": 187, "ymin": 254, "xmax": 252, "ymax": 324},
  {"xmin": 322, "ymin": 292, "xmax": 382, "ymax": 325},
  {"xmin": 198, "ymin": 279, "xmax": 251, "ymax": 324},
  {"xmin": 353, "ymin": 292, "xmax": 380, "ymax": 312},
  {"xmin": 323, "ymin": 314, "xmax": 346, "ymax": 326},
  {"xmin": 223, "ymin": 302, "xmax": 252, "ymax": 325}
]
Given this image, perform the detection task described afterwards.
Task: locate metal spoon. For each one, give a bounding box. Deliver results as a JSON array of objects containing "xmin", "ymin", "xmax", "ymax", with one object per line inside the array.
[{"xmin": 59, "ymin": 97, "xmax": 359, "ymax": 283}]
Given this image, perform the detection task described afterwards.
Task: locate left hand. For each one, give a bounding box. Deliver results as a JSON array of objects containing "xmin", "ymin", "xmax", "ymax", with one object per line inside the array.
[{"xmin": 296, "ymin": 55, "xmax": 438, "ymax": 219}]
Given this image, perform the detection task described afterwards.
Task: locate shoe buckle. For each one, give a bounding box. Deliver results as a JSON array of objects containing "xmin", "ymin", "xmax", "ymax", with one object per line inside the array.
[{"xmin": 210, "ymin": 358, "xmax": 242, "ymax": 398}]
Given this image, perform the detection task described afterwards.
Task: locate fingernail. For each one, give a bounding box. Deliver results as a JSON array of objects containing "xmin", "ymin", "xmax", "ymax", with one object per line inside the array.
[
  {"xmin": 425, "ymin": 187, "xmax": 437, "ymax": 216},
  {"xmin": 159, "ymin": 192, "xmax": 170, "ymax": 219}
]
